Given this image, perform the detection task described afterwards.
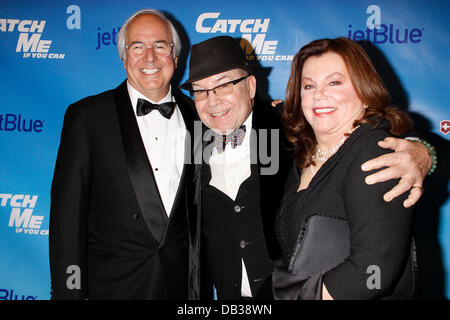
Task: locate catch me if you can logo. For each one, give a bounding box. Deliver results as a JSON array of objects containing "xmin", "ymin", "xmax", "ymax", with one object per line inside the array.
[
  {"xmin": 0, "ymin": 18, "xmax": 65, "ymax": 59},
  {"xmin": 0, "ymin": 194, "xmax": 48, "ymax": 236},
  {"xmin": 196, "ymin": 12, "xmax": 293, "ymax": 62},
  {"xmin": 0, "ymin": 5, "xmax": 81, "ymax": 59},
  {"xmin": 347, "ymin": 5, "xmax": 424, "ymax": 44}
]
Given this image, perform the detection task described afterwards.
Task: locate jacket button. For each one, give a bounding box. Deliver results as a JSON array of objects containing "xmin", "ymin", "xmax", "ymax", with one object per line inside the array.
[
  {"xmin": 234, "ymin": 205, "xmax": 241, "ymax": 213},
  {"xmin": 240, "ymin": 240, "xmax": 246, "ymax": 249}
]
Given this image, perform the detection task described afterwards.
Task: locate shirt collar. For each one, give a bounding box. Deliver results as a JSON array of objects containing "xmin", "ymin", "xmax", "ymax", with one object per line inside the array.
[
  {"xmin": 210, "ymin": 111, "xmax": 253, "ymax": 158},
  {"xmin": 242, "ymin": 111, "xmax": 253, "ymax": 135},
  {"xmin": 127, "ymin": 81, "xmax": 174, "ymax": 112},
  {"xmin": 239, "ymin": 111, "xmax": 253, "ymax": 149}
]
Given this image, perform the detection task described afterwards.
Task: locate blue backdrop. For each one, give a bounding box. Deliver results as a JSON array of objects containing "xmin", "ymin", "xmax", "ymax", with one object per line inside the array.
[{"xmin": 1, "ymin": 0, "xmax": 449, "ymax": 300}]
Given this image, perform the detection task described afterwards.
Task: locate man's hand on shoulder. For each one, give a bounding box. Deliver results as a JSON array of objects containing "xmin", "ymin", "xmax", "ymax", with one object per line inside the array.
[{"xmin": 361, "ymin": 137, "xmax": 432, "ymax": 208}]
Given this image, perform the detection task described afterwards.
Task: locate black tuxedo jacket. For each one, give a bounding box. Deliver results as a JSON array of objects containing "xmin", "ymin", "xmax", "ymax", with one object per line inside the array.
[
  {"xmin": 250, "ymin": 98, "xmax": 293, "ymax": 263},
  {"xmin": 49, "ymin": 81, "xmax": 200, "ymax": 299},
  {"xmin": 195, "ymin": 97, "xmax": 293, "ymax": 299}
]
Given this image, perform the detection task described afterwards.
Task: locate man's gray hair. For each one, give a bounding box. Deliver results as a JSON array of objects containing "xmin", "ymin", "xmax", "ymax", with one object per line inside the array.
[{"xmin": 117, "ymin": 9, "xmax": 181, "ymax": 61}]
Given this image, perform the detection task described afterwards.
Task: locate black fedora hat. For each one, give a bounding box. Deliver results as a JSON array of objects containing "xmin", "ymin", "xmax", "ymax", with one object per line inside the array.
[{"xmin": 180, "ymin": 36, "xmax": 251, "ymax": 90}]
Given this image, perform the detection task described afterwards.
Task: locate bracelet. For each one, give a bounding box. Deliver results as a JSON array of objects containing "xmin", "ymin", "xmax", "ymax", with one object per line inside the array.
[{"xmin": 405, "ymin": 137, "xmax": 438, "ymax": 175}]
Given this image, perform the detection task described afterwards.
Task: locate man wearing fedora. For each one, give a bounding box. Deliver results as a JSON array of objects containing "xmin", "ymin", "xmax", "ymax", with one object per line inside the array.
[
  {"xmin": 181, "ymin": 36, "xmax": 432, "ymax": 300},
  {"xmin": 181, "ymin": 36, "xmax": 290, "ymax": 300}
]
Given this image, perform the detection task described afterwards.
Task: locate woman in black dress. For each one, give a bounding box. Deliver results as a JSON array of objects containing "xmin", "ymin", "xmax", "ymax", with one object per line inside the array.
[{"xmin": 274, "ymin": 37, "xmax": 417, "ymax": 300}]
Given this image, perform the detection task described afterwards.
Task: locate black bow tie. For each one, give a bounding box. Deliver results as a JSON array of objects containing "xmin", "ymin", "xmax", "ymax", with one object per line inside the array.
[
  {"xmin": 136, "ymin": 98, "xmax": 176, "ymax": 119},
  {"xmin": 212, "ymin": 125, "xmax": 246, "ymax": 154}
]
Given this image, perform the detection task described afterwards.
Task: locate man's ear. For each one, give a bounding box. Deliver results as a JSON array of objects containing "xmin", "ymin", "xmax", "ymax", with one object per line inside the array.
[
  {"xmin": 174, "ymin": 56, "xmax": 178, "ymax": 68},
  {"xmin": 247, "ymin": 75, "xmax": 257, "ymax": 99}
]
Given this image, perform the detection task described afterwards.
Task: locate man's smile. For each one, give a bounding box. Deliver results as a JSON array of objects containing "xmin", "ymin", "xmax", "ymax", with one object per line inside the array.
[
  {"xmin": 140, "ymin": 67, "xmax": 161, "ymax": 75},
  {"xmin": 210, "ymin": 108, "xmax": 231, "ymax": 118}
]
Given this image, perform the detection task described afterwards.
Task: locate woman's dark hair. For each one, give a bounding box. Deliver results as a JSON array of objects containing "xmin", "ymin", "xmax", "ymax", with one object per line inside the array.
[{"xmin": 282, "ymin": 37, "xmax": 413, "ymax": 168}]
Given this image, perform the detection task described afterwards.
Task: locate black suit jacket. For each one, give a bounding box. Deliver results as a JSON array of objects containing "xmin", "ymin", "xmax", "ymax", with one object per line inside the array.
[
  {"xmin": 49, "ymin": 81, "xmax": 199, "ymax": 299},
  {"xmin": 275, "ymin": 121, "xmax": 417, "ymax": 299},
  {"xmin": 195, "ymin": 98, "xmax": 292, "ymax": 299},
  {"xmin": 251, "ymin": 98, "xmax": 292, "ymax": 263}
]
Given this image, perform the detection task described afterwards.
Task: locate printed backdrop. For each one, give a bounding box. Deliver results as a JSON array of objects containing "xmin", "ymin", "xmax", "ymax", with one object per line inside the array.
[{"xmin": 0, "ymin": 0, "xmax": 449, "ymax": 300}]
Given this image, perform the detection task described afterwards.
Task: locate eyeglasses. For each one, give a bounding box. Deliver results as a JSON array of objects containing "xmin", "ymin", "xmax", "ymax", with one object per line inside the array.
[
  {"xmin": 190, "ymin": 76, "xmax": 249, "ymax": 101},
  {"xmin": 124, "ymin": 41, "xmax": 174, "ymax": 58}
]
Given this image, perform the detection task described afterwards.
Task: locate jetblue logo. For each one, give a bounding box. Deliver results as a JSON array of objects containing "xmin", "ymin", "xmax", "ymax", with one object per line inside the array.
[
  {"xmin": 0, "ymin": 113, "xmax": 44, "ymax": 133},
  {"xmin": 0, "ymin": 288, "xmax": 37, "ymax": 300},
  {"xmin": 96, "ymin": 26, "xmax": 121, "ymax": 50},
  {"xmin": 347, "ymin": 23, "xmax": 424, "ymax": 44},
  {"xmin": 347, "ymin": 5, "xmax": 424, "ymax": 44},
  {"xmin": 0, "ymin": 194, "xmax": 48, "ymax": 235}
]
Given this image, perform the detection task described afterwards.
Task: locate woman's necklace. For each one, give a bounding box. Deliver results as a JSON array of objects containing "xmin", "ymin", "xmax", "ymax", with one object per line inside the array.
[
  {"xmin": 310, "ymin": 164, "xmax": 316, "ymax": 176},
  {"xmin": 310, "ymin": 125, "xmax": 360, "ymax": 176},
  {"xmin": 313, "ymin": 136, "xmax": 347, "ymax": 162}
]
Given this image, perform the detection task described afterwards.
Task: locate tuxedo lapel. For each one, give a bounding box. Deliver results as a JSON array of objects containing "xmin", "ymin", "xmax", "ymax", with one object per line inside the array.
[
  {"xmin": 251, "ymin": 102, "xmax": 286, "ymax": 188},
  {"xmin": 251, "ymin": 101, "xmax": 289, "ymax": 260},
  {"xmin": 158, "ymin": 90, "xmax": 197, "ymax": 245},
  {"xmin": 251, "ymin": 104, "xmax": 266, "ymax": 177},
  {"xmin": 172, "ymin": 90, "xmax": 204, "ymax": 299},
  {"xmin": 173, "ymin": 89, "xmax": 198, "ymax": 172},
  {"xmin": 113, "ymin": 81, "xmax": 168, "ymax": 243}
]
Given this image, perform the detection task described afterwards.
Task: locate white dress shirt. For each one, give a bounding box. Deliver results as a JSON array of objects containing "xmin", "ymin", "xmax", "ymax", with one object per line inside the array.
[
  {"xmin": 209, "ymin": 112, "xmax": 253, "ymax": 297},
  {"xmin": 127, "ymin": 82, "xmax": 186, "ymax": 216}
]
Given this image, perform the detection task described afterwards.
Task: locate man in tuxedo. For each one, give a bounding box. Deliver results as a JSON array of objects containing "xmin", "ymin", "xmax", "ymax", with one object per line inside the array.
[
  {"xmin": 49, "ymin": 9, "xmax": 199, "ymax": 299},
  {"xmin": 180, "ymin": 36, "xmax": 432, "ymax": 300}
]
